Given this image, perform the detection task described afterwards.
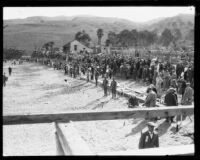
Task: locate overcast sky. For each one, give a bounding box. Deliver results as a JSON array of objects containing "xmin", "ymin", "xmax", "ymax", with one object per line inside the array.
[{"xmin": 3, "ymin": 7, "xmax": 194, "ymax": 22}]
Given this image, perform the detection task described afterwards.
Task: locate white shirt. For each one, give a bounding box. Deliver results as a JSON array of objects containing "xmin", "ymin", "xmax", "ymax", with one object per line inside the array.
[{"xmin": 148, "ymin": 131, "xmax": 154, "ymax": 139}]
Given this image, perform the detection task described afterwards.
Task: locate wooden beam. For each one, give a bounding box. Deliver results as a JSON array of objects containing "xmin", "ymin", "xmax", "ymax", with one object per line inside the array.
[
  {"xmin": 55, "ymin": 131, "xmax": 65, "ymax": 155},
  {"xmin": 55, "ymin": 122, "xmax": 94, "ymax": 155},
  {"xmin": 98, "ymin": 144, "xmax": 194, "ymax": 155},
  {"xmin": 80, "ymin": 76, "xmax": 146, "ymax": 102},
  {"xmin": 3, "ymin": 105, "xmax": 193, "ymax": 125}
]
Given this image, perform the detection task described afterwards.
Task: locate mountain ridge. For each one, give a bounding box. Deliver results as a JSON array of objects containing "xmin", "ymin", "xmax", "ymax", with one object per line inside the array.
[{"xmin": 3, "ymin": 14, "xmax": 194, "ymax": 55}]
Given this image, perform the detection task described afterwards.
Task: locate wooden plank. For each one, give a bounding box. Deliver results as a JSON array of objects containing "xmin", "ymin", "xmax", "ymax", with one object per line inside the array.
[
  {"xmin": 98, "ymin": 144, "xmax": 194, "ymax": 155},
  {"xmin": 79, "ymin": 75, "xmax": 145, "ymax": 102},
  {"xmin": 55, "ymin": 131, "xmax": 65, "ymax": 155},
  {"xmin": 3, "ymin": 105, "xmax": 193, "ymax": 125},
  {"xmin": 55, "ymin": 122, "xmax": 94, "ymax": 155}
]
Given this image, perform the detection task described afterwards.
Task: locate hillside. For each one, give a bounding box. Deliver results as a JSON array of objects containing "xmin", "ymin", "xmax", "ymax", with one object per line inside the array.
[
  {"xmin": 147, "ymin": 14, "xmax": 194, "ymax": 38},
  {"xmin": 3, "ymin": 14, "xmax": 194, "ymax": 55}
]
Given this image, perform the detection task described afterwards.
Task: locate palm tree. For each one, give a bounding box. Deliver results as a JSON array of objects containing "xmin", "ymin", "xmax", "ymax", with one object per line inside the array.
[
  {"xmin": 97, "ymin": 29, "xmax": 104, "ymax": 53},
  {"xmin": 97, "ymin": 29, "xmax": 104, "ymax": 46}
]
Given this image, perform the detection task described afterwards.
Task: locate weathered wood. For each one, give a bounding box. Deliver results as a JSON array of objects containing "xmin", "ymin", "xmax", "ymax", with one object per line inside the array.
[
  {"xmin": 3, "ymin": 105, "xmax": 193, "ymax": 125},
  {"xmin": 55, "ymin": 122, "xmax": 94, "ymax": 155},
  {"xmin": 55, "ymin": 131, "xmax": 65, "ymax": 155},
  {"xmin": 99, "ymin": 144, "xmax": 194, "ymax": 155},
  {"xmin": 80, "ymin": 76, "xmax": 146, "ymax": 102}
]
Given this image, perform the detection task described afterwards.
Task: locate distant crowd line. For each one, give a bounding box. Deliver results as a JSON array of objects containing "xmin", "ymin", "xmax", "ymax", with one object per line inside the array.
[{"xmin": 31, "ymin": 52, "xmax": 194, "ymax": 107}]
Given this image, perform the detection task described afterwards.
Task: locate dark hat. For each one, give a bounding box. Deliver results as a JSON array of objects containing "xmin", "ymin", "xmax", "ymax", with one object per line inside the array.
[{"xmin": 147, "ymin": 122, "xmax": 157, "ymax": 127}]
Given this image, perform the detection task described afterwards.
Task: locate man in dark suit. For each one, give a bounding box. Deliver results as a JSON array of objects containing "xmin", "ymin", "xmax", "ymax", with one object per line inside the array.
[
  {"xmin": 103, "ymin": 76, "xmax": 108, "ymax": 96},
  {"xmin": 95, "ymin": 69, "xmax": 99, "ymax": 87},
  {"xmin": 139, "ymin": 122, "xmax": 159, "ymax": 149},
  {"xmin": 8, "ymin": 66, "xmax": 12, "ymax": 76},
  {"xmin": 110, "ymin": 77, "xmax": 117, "ymax": 99},
  {"xmin": 164, "ymin": 87, "xmax": 178, "ymax": 123}
]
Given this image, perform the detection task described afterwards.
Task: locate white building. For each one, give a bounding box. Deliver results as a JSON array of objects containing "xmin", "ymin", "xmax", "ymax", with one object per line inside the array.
[{"xmin": 63, "ymin": 40, "xmax": 93, "ymax": 54}]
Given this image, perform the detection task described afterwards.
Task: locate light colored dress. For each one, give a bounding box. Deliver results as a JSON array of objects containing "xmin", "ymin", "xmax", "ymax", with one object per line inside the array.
[{"xmin": 156, "ymin": 76, "xmax": 163, "ymax": 98}]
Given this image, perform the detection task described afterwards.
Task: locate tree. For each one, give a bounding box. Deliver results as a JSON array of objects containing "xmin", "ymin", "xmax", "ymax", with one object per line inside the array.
[
  {"xmin": 75, "ymin": 30, "xmax": 91, "ymax": 47},
  {"xmin": 48, "ymin": 41, "xmax": 55, "ymax": 54},
  {"xmin": 4, "ymin": 48, "xmax": 24, "ymax": 60},
  {"xmin": 118, "ymin": 30, "xmax": 134, "ymax": 47},
  {"xmin": 106, "ymin": 31, "xmax": 118, "ymax": 47},
  {"xmin": 173, "ymin": 28, "xmax": 182, "ymax": 41},
  {"xmin": 97, "ymin": 29, "xmax": 104, "ymax": 46},
  {"xmin": 105, "ymin": 39, "xmax": 110, "ymax": 47},
  {"xmin": 160, "ymin": 28, "xmax": 174, "ymax": 47}
]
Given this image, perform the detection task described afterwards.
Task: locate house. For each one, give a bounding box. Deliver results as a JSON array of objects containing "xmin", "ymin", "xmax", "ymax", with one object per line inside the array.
[
  {"xmin": 21, "ymin": 55, "xmax": 31, "ymax": 60},
  {"xmin": 63, "ymin": 40, "xmax": 93, "ymax": 54}
]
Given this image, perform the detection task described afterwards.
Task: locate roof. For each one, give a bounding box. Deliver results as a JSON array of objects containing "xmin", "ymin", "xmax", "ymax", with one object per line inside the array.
[
  {"xmin": 21, "ymin": 55, "xmax": 31, "ymax": 58},
  {"xmin": 63, "ymin": 40, "xmax": 92, "ymax": 50}
]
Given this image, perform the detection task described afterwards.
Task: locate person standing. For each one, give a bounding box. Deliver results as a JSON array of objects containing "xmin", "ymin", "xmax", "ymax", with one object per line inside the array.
[
  {"xmin": 86, "ymin": 69, "xmax": 90, "ymax": 82},
  {"xmin": 139, "ymin": 122, "xmax": 159, "ymax": 149},
  {"xmin": 181, "ymin": 82, "xmax": 194, "ymax": 105},
  {"xmin": 179, "ymin": 78, "xmax": 187, "ymax": 98},
  {"xmin": 95, "ymin": 69, "xmax": 99, "ymax": 87},
  {"xmin": 64, "ymin": 64, "xmax": 67, "ymax": 75},
  {"xmin": 156, "ymin": 74, "xmax": 163, "ymax": 98},
  {"xmin": 103, "ymin": 76, "xmax": 108, "ymax": 96},
  {"xmin": 8, "ymin": 66, "xmax": 12, "ymax": 76},
  {"xmin": 91, "ymin": 66, "xmax": 94, "ymax": 80},
  {"xmin": 164, "ymin": 87, "xmax": 178, "ymax": 123},
  {"xmin": 110, "ymin": 77, "xmax": 117, "ymax": 99},
  {"xmin": 3, "ymin": 73, "xmax": 8, "ymax": 87}
]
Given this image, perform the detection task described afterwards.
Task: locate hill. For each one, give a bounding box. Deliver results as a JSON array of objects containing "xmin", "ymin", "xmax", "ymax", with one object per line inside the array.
[
  {"xmin": 3, "ymin": 14, "xmax": 194, "ymax": 55},
  {"xmin": 146, "ymin": 14, "xmax": 194, "ymax": 42}
]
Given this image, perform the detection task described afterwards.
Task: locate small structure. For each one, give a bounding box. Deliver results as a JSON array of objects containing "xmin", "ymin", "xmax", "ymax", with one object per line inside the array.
[
  {"xmin": 21, "ymin": 55, "xmax": 31, "ymax": 60},
  {"xmin": 63, "ymin": 40, "xmax": 93, "ymax": 54}
]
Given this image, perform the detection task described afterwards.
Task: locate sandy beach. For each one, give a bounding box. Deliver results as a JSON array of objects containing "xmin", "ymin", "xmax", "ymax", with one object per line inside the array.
[{"xmin": 3, "ymin": 62, "xmax": 194, "ymax": 155}]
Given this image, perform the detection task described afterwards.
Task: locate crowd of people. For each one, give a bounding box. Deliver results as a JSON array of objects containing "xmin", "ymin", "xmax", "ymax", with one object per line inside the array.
[
  {"xmin": 34, "ymin": 51, "xmax": 194, "ymax": 110},
  {"xmin": 3, "ymin": 51, "xmax": 194, "ymax": 150}
]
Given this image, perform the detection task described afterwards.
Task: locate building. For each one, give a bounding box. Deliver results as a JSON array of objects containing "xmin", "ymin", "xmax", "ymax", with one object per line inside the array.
[
  {"xmin": 63, "ymin": 40, "xmax": 93, "ymax": 54},
  {"xmin": 21, "ymin": 55, "xmax": 31, "ymax": 60}
]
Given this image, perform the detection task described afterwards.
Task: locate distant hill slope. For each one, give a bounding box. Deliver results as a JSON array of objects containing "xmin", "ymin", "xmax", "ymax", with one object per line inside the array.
[
  {"xmin": 3, "ymin": 14, "xmax": 194, "ymax": 55},
  {"xmin": 146, "ymin": 14, "xmax": 194, "ymax": 35}
]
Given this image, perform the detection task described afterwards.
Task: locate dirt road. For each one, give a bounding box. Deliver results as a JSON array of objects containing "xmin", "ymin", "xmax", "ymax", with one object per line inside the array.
[{"xmin": 3, "ymin": 62, "xmax": 194, "ymax": 155}]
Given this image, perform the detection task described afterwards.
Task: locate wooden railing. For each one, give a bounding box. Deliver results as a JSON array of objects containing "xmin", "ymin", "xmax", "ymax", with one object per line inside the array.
[
  {"xmin": 3, "ymin": 105, "xmax": 193, "ymax": 125},
  {"xmin": 3, "ymin": 105, "xmax": 194, "ymax": 155}
]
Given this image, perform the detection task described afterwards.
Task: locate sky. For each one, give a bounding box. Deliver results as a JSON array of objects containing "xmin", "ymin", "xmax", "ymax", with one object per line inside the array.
[{"xmin": 3, "ymin": 7, "xmax": 194, "ymax": 23}]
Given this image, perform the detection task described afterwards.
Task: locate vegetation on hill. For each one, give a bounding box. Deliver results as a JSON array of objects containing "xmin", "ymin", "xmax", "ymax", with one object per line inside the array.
[
  {"xmin": 3, "ymin": 48, "xmax": 25, "ymax": 60},
  {"xmin": 3, "ymin": 14, "xmax": 194, "ymax": 54},
  {"xmin": 75, "ymin": 30, "xmax": 91, "ymax": 47}
]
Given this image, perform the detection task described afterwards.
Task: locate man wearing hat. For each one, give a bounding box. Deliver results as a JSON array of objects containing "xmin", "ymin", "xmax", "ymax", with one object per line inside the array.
[
  {"xmin": 95, "ymin": 68, "xmax": 99, "ymax": 87},
  {"xmin": 103, "ymin": 76, "xmax": 108, "ymax": 96},
  {"xmin": 139, "ymin": 121, "xmax": 159, "ymax": 149},
  {"xmin": 110, "ymin": 77, "xmax": 117, "ymax": 99}
]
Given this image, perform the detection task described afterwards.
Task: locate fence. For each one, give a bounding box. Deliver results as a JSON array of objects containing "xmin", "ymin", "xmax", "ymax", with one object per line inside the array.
[{"xmin": 3, "ymin": 105, "xmax": 194, "ymax": 155}]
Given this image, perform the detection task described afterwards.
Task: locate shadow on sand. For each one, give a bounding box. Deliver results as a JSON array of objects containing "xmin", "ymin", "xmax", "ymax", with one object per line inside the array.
[
  {"xmin": 125, "ymin": 120, "xmax": 147, "ymax": 137},
  {"xmin": 156, "ymin": 120, "xmax": 171, "ymax": 137}
]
